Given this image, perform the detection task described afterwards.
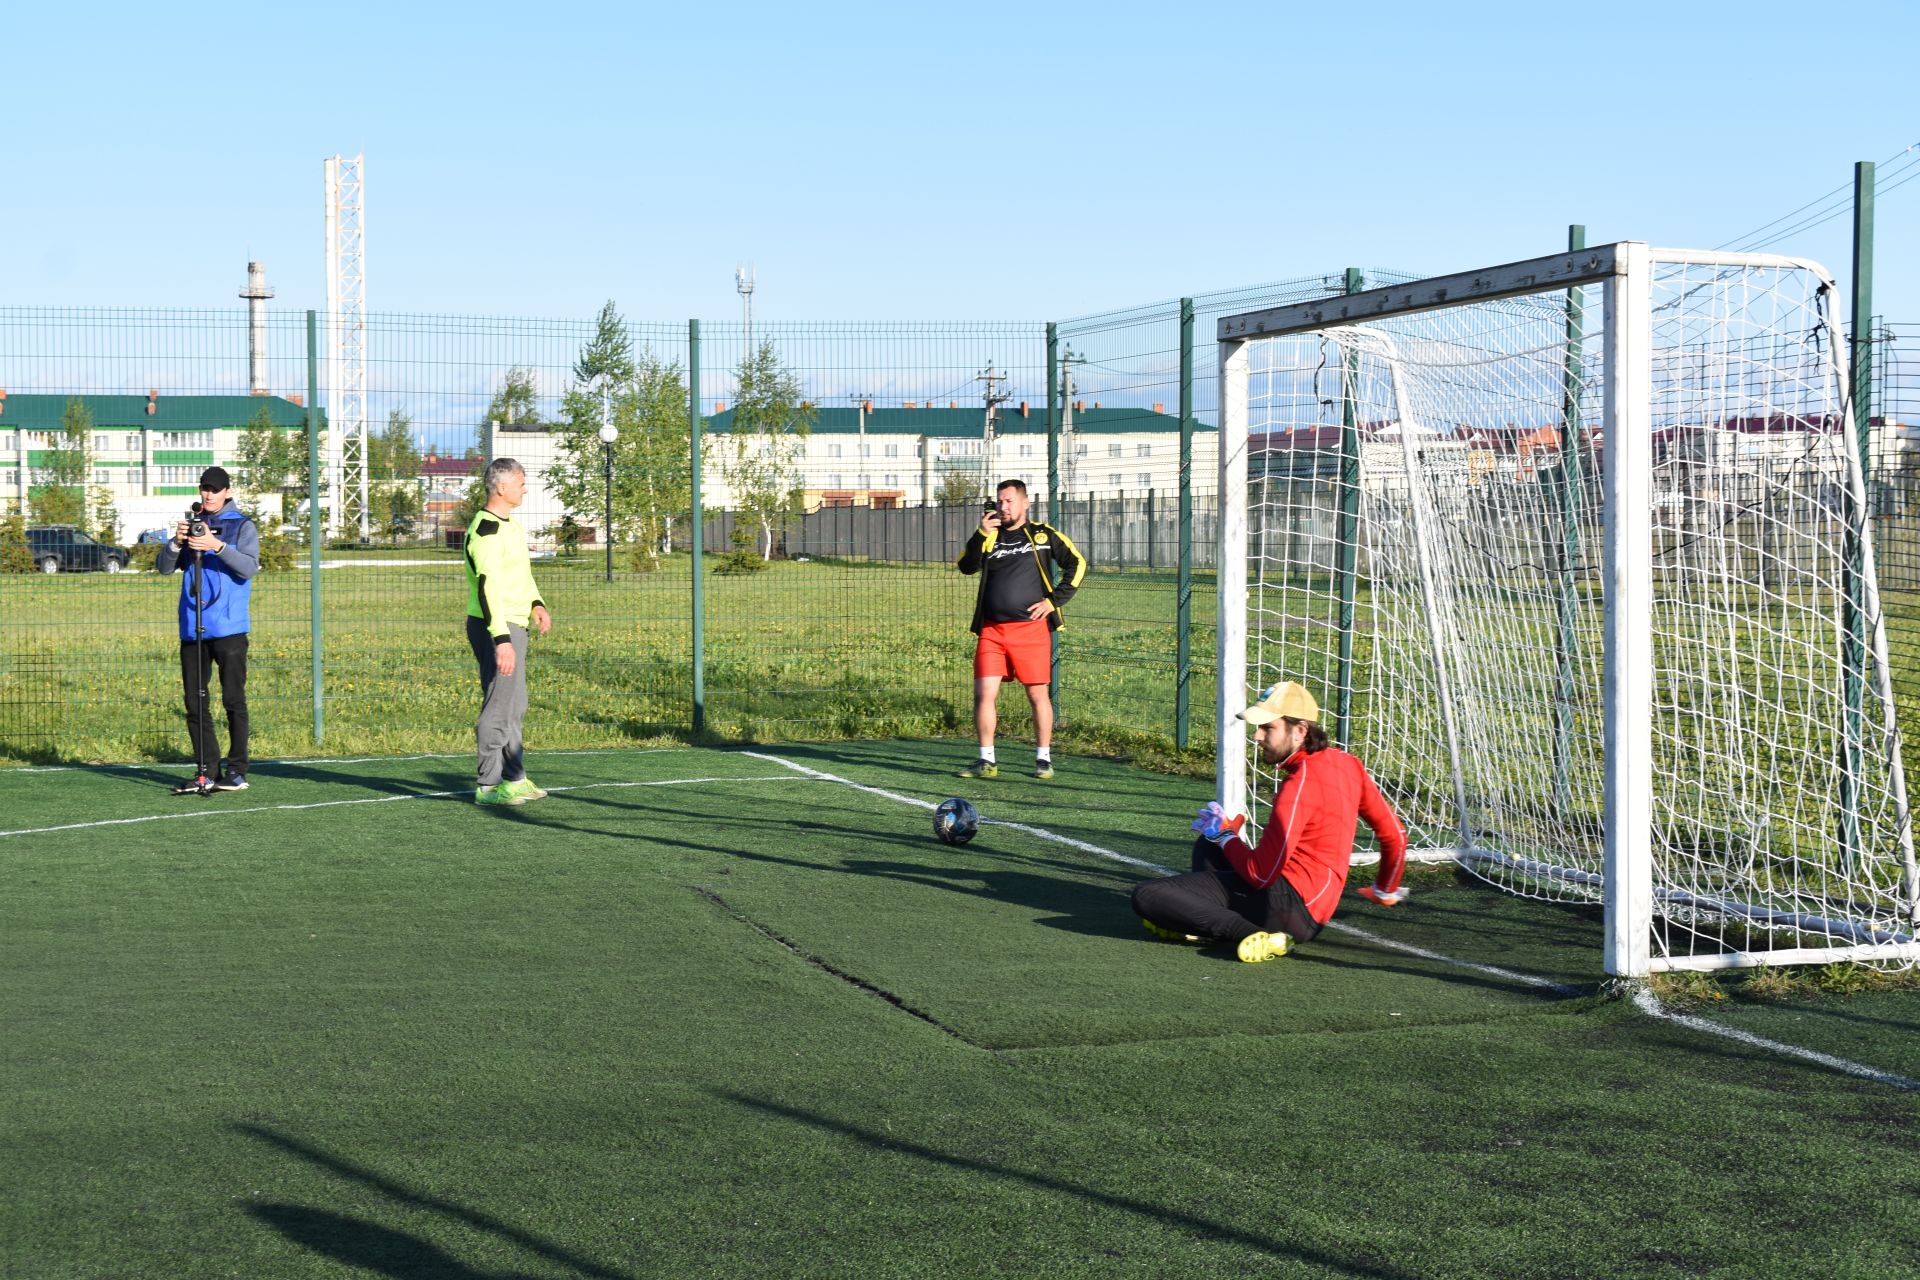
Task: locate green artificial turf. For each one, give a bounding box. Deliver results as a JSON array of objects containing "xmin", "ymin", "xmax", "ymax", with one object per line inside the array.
[{"xmin": 4, "ymin": 744, "xmax": 1918, "ymax": 1278}]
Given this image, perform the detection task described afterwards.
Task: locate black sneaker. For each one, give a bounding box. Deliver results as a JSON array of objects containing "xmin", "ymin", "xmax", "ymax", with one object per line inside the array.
[
  {"xmin": 172, "ymin": 777, "xmax": 213, "ymax": 796},
  {"xmin": 213, "ymin": 772, "xmax": 250, "ymax": 792}
]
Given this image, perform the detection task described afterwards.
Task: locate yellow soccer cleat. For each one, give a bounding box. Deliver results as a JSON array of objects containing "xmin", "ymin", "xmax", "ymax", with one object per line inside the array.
[{"xmin": 1236, "ymin": 931, "xmax": 1294, "ymax": 964}]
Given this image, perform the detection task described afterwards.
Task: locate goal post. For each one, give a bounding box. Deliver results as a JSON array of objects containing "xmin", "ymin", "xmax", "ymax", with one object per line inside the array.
[{"xmin": 1216, "ymin": 243, "xmax": 1917, "ymax": 976}]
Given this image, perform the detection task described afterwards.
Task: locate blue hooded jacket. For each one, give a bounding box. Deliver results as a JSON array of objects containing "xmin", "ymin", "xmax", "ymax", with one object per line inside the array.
[{"xmin": 155, "ymin": 504, "xmax": 260, "ymax": 640}]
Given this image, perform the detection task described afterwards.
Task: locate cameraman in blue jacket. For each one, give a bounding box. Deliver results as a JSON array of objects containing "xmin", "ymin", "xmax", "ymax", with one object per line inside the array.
[{"xmin": 156, "ymin": 467, "xmax": 260, "ymax": 794}]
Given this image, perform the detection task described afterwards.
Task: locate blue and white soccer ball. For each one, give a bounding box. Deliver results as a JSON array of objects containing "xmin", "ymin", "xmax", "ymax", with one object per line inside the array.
[{"xmin": 933, "ymin": 797, "xmax": 980, "ymax": 845}]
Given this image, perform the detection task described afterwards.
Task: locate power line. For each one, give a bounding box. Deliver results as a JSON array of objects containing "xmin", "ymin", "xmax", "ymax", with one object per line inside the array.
[{"xmin": 1717, "ymin": 142, "xmax": 1920, "ymax": 253}]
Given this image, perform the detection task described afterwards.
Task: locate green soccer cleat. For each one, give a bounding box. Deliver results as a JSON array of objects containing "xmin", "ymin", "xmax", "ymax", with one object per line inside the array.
[
  {"xmin": 958, "ymin": 760, "xmax": 999, "ymax": 780},
  {"xmin": 475, "ymin": 783, "xmax": 524, "ymax": 806},
  {"xmin": 1141, "ymin": 917, "xmax": 1204, "ymax": 945},
  {"xmin": 501, "ymin": 777, "xmax": 548, "ymax": 802},
  {"xmin": 1236, "ymin": 931, "xmax": 1294, "ymax": 964},
  {"xmin": 1033, "ymin": 761, "xmax": 1054, "ymax": 780}
]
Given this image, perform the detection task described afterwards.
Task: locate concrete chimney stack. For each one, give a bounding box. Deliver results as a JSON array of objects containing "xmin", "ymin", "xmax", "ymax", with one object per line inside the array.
[{"xmin": 239, "ymin": 261, "xmax": 274, "ymax": 395}]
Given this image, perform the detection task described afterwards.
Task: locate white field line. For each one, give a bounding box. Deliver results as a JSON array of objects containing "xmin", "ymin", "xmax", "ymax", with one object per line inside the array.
[
  {"xmin": 750, "ymin": 752, "xmax": 1918, "ymax": 1093},
  {"xmin": 13, "ymin": 747, "xmax": 680, "ymax": 776},
  {"xmin": 0, "ymin": 774, "xmax": 810, "ymax": 839},
  {"xmin": 1628, "ymin": 989, "xmax": 1918, "ymax": 1091}
]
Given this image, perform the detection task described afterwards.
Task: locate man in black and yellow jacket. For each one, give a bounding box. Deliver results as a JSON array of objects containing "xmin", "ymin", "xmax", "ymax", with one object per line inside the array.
[
  {"xmin": 464, "ymin": 457, "xmax": 553, "ymax": 806},
  {"xmin": 954, "ymin": 478, "xmax": 1087, "ymax": 780}
]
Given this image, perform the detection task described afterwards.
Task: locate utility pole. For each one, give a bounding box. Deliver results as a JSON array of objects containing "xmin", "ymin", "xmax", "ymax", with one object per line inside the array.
[
  {"xmin": 847, "ymin": 393, "xmax": 876, "ymax": 501},
  {"xmin": 1058, "ymin": 346, "xmax": 1079, "ymax": 493},
  {"xmin": 978, "ymin": 362, "xmax": 1011, "ymax": 497}
]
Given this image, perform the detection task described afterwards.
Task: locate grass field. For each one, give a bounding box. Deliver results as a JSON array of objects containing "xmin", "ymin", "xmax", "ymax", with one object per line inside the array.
[
  {"xmin": 0, "ymin": 556, "xmax": 1222, "ymax": 770},
  {"xmin": 5, "ymin": 742, "xmax": 1919, "ymax": 1278}
]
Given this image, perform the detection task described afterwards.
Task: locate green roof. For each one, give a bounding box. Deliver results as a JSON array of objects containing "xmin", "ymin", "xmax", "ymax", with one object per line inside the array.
[
  {"xmin": 701, "ymin": 405, "xmax": 1206, "ymax": 437},
  {"xmin": 0, "ymin": 394, "xmax": 321, "ymax": 431}
]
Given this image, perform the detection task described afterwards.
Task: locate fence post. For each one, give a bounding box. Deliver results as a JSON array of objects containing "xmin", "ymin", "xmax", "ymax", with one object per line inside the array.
[
  {"xmin": 1177, "ymin": 297, "xmax": 1195, "ymax": 749},
  {"xmin": 303, "ymin": 311, "xmax": 324, "ymax": 744},
  {"xmin": 1840, "ymin": 163, "xmax": 1876, "ymax": 867},
  {"xmin": 1046, "ymin": 321, "xmax": 1062, "ymax": 714},
  {"xmin": 689, "ymin": 319, "xmax": 706, "ymax": 736},
  {"xmin": 1146, "ymin": 486, "xmax": 1156, "ymax": 572},
  {"xmin": 1046, "ymin": 324, "xmax": 1059, "ymax": 523},
  {"xmin": 1334, "ymin": 270, "xmax": 1364, "ymax": 745},
  {"xmin": 1554, "ymin": 228, "xmax": 1586, "ymax": 812}
]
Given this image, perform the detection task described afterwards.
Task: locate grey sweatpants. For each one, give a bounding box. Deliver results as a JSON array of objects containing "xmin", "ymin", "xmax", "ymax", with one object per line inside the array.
[{"xmin": 468, "ymin": 617, "xmax": 528, "ymax": 788}]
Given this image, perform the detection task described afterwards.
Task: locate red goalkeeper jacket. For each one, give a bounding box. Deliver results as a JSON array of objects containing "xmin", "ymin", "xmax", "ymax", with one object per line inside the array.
[{"xmin": 1220, "ymin": 747, "xmax": 1408, "ymax": 925}]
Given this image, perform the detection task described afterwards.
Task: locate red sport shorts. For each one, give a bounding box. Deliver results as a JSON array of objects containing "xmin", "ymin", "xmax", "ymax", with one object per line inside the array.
[{"xmin": 974, "ymin": 618, "xmax": 1053, "ymax": 685}]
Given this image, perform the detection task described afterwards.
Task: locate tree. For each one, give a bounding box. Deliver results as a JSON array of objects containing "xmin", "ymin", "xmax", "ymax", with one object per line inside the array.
[
  {"xmin": 369, "ymin": 408, "xmax": 424, "ymax": 542},
  {"xmin": 234, "ymin": 404, "xmax": 301, "ymax": 517},
  {"xmin": 452, "ymin": 472, "xmax": 489, "ymax": 533},
  {"xmin": 936, "ymin": 466, "xmax": 983, "ymax": 506},
  {"xmin": 381, "ymin": 484, "xmax": 419, "ymax": 543},
  {"xmin": 719, "ymin": 338, "xmax": 815, "ymax": 559},
  {"xmin": 546, "ymin": 302, "xmax": 691, "ymax": 570},
  {"xmin": 28, "ymin": 398, "xmax": 92, "ymax": 528},
  {"xmin": 482, "ymin": 366, "xmax": 543, "ymax": 447},
  {"xmin": 89, "ymin": 485, "xmax": 121, "ymax": 545}
]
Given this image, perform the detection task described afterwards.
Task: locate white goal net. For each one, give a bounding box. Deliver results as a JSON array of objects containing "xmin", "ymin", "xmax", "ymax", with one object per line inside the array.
[{"xmin": 1216, "ymin": 244, "xmax": 1916, "ymax": 975}]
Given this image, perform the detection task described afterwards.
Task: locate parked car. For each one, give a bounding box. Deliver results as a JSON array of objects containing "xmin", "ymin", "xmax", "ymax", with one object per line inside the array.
[{"xmin": 25, "ymin": 527, "xmax": 131, "ymax": 574}]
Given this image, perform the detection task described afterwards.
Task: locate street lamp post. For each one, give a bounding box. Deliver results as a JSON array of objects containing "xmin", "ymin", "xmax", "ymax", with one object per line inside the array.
[{"xmin": 599, "ymin": 386, "xmax": 618, "ymax": 583}]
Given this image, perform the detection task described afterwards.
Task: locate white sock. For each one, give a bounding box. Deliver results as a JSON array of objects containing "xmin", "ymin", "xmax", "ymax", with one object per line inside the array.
[
  {"xmin": 1035, "ymin": 746, "xmax": 1051, "ymax": 763},
  {"xmin": 980, "ymin": 745, "xmax": 997, "ymax": 764}
]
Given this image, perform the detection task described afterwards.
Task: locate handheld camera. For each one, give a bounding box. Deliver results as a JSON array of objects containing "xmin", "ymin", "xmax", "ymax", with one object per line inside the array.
[{"xmin": 185, "ymin": 503, "xmax": 208, "ymax": 539}]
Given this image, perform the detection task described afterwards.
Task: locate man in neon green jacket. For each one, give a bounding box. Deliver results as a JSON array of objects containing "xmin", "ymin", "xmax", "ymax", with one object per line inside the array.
[{"xmin": 464, "ymin": 457, "xmax": 553, "ymax": 805}]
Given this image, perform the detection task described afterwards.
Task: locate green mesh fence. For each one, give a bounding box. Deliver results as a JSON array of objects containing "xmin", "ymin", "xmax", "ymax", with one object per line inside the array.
[
  {"xmin": 1870, "ymin": 319, "xmax": 1920, "ymax": 785},
  {"xmin": 4, "ymin": 292, "xmax": 1916, "ymax": 776}
]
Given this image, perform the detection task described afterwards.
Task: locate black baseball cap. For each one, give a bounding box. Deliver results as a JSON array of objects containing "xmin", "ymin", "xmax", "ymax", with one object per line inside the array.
[{"xmin": 199, "ymin": 466, "xmax": 232, "ymax": 491}]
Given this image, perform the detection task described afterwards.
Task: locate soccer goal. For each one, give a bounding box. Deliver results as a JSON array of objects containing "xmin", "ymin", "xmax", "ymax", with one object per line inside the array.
[{"xmin": 1215, "ymin": 243, "xmax": 1916, "ymax": 976}]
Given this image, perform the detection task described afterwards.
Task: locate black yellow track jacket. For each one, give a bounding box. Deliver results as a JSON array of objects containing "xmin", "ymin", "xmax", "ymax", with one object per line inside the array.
[{"xmin": 955, "ymin": 519, "xmax": 1088, "ymax": 634}]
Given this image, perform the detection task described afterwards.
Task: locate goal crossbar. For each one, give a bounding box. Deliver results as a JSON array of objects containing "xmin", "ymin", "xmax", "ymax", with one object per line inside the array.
[{"xmin": 1218, "ymin": 245, "xmax": 1624, "ymax": 342}]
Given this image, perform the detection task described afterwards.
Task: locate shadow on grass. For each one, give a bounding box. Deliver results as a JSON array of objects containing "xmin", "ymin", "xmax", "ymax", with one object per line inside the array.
[
  {"xmin": 716, "ymin": 1091, "xmax": 1415, "ymax": 1278},
  {"xmin": 256, "ymin": 760, "xmax": 474, "ymax": 798},
  {"xmin": 511, "ymin": 788, "xmax": 1148, "ymax": 941},
  {"xmin": 243, "ymin": 1203, "xmax": 534, "ymax": 1280},
  {"xmin": 755, "ymin": 739, "xmax": 1196, "ymax": 809},
  {"xmin": 233, "ymin": 1123, "xmax": 633, "ymax": 1280}
]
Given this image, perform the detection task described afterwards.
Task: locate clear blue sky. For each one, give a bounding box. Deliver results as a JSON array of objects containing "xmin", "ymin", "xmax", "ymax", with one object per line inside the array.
[{"xmin": 6, "ymin": 0, "xmax": 1918, "ymax": 322}]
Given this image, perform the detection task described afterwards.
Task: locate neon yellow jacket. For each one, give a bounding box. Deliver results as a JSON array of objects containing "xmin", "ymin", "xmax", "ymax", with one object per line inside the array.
[{"xmin": 464, "ymin": 507, "xmax": 545, "ymax": 641}]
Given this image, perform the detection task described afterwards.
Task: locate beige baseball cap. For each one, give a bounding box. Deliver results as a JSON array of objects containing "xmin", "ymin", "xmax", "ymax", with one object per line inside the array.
[{"xmin": 1239, "ymin": 681, "xmax": 1320, "ymax": 726}]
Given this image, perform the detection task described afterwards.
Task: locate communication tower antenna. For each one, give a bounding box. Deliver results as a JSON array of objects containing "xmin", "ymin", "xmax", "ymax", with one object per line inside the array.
[
  {"xmin": 735, "ymin": 263, "xmax": 756, "ymax": 354},
  {"xmin": 324, "ymin": 154, "xmax": 369, "ymax": 541}
]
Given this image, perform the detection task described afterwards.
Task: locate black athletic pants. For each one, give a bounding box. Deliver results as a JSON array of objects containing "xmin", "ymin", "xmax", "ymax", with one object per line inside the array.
[
  {"xmin": 180, "ymin": 634, "xmax": 249, "ymax": 778},
  {"xmin": 1131, "ymin": 835, "xmax": 1321, "ymax": 945}
]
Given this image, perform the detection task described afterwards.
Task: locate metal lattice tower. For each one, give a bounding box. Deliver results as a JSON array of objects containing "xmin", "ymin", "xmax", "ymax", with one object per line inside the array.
[{"xmin": 324, "ymin": 154, "xmax": 369, "ymax": 541}]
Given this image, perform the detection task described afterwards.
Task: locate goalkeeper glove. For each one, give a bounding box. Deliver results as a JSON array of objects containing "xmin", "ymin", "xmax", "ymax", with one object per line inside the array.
[
  {"xmin": 1190, "ymin": 802, "xmax": 1246, "ymax": 845},
  {"xmin": 1357, "ymin": 885, "xmax": 1410, "ymax": 907}
]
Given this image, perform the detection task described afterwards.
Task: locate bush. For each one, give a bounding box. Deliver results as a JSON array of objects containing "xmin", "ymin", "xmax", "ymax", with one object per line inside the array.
[
  {"xmin": 129, "ymin": 541, "xmax": 163, "ymax": 572},
  {"xmin": 0, "ymin": 516, "xmax": 33, "ymax": 574},
  {"xmin": 711, "ymin": 527, "xmax": 766, "ymax": 575},
  {"xmin": 549, "ymin": 515, "xmax": 582, "ymax": 558},
  {"xmin": 255, "ymin": 519, "xmax": 297, "ymax": 572}
]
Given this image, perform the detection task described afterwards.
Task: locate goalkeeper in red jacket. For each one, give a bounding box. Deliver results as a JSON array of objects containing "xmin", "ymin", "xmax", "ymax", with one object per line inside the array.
[{"xmin": 1131, "ymin": 681, "xmax": 1409, "ymax": 963}]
